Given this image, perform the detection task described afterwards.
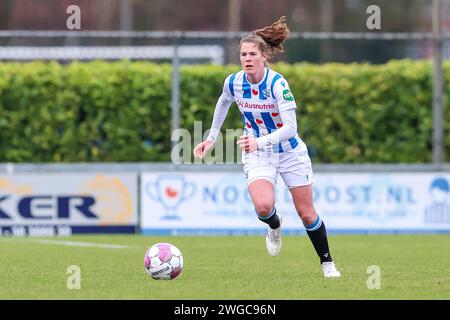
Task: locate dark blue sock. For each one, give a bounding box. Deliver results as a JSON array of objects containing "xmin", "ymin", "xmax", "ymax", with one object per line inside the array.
[
  {"xmin": 257, "ymin": 207, "xmax": 280, "ymax": 229},
  {"xmin": 305, "ymin": 216, "xmax": 333, "ymax": 263}
]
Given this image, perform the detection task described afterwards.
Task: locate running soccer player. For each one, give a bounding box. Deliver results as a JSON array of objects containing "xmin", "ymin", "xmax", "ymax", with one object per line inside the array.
[{"xmin": 193, "ymin": 16, "xmax": 340, "ymax": 278}]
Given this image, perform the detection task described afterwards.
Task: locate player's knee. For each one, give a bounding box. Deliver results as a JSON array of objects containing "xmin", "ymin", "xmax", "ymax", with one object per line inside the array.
[
  {"xmin": 254, "ymin": 203, "xmax": 274, "ymax": 217},
  {"xmin": 298, "ymin": 206, "xmax": 316, "ymax": 225}
]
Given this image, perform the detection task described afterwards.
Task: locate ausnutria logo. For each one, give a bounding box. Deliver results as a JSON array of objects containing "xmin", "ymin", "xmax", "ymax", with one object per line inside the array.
[{"xmin": 237, "ymin": 100, "xmax": 275, "ymax": 109}]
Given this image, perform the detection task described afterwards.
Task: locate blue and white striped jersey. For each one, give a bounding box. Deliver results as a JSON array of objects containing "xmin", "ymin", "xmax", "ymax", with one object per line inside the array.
[{"xmin": 222, "ymin": 68, "xmax": 300, "ymax": 153}]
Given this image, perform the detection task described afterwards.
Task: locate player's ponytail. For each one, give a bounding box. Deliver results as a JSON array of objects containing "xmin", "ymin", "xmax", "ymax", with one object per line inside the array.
[
  {"xmin": 240, "ymin": 16, "xmax": 290, "ymax": 60},
  {"xmin": 255, "ymin": 16, "xmax": 290, "ymax": 55}
]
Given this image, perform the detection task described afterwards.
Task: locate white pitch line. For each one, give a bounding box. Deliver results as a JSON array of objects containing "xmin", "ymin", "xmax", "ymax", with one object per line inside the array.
[{"xmin": 29, "ymin": 239, "xmax": 129, "ymax": 249}]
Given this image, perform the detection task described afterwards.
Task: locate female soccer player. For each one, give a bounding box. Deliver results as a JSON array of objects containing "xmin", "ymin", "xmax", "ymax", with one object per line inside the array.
[{"xmin": 193, "ymin": 16, "xmax": 340, "ymax": 278}]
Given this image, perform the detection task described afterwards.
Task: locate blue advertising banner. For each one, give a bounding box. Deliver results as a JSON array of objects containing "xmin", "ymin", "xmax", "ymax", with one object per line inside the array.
[{"xmin": 141, "ymin": 172, "xmax": 450, "ymax": 235}]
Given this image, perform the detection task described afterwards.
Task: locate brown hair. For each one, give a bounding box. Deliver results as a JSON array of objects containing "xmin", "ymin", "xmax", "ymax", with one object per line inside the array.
[{"xmin": 240, "ymin": 16, "xmax": 290, "ymax": 60}]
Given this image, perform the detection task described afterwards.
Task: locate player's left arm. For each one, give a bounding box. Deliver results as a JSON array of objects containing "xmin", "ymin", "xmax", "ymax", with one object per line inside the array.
[{"xmin": 255, "ymin": 78, "xmax": 298, "ymax": 149}]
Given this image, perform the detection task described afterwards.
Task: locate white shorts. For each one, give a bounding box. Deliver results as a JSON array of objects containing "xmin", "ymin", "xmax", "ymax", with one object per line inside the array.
[{"xmin": 242, "ymin": 140, "xmax": 313, "ymax": 188}]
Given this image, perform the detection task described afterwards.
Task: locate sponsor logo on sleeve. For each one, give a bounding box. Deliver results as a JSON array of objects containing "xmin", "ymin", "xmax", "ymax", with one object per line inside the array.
[{"xmin": 282, "ymin": 89, "xmax": 294, "ymax": 101}]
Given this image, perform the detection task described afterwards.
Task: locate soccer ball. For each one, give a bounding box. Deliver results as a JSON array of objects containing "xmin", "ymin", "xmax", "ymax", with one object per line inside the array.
[{"xmin": 144, "ymin": 242, "xmax": 183, "ymax": 280}]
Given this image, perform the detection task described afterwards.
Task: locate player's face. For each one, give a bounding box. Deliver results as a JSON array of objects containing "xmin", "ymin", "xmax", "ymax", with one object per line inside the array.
[{"xmin": 240, "ymin": 42, "xmax": 266, "ymax": 78}]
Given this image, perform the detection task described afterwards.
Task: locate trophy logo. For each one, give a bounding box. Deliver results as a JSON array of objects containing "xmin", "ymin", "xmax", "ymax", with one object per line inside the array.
[{"xmin": 145, "ymin": 175, "xmax": 196, "ymax": 220}]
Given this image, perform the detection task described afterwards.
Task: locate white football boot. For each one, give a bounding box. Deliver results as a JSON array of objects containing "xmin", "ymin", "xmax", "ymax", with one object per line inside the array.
[
  {"xmin": 321, "ymin": 261, "xmax": 341, "ymax": 278},
  {"xmin": 265, "ymin": 215, "xmax": 282, "ymax": 256}
]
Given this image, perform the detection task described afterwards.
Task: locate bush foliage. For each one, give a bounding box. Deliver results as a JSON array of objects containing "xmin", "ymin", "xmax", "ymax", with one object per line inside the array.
[{"xmin": 0, "ymin": 60, "xmax": 447, "ymax": 163}]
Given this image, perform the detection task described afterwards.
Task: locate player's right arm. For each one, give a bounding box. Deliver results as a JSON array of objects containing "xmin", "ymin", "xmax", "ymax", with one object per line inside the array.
[{"xmin": 193, "ymin": 75, "xmax": 234, "ymax": 159}]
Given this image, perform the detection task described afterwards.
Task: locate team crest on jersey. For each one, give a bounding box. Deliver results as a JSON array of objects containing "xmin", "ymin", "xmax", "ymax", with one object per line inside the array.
[{"xmin": 262, "ymin": 88, "xmax": 271, "ymax": 99}]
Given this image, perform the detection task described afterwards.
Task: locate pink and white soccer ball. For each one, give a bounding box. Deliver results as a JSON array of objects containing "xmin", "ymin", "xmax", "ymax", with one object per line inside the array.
[{"xmin": 144, "ymin": 243, "xmax": 183, "ymax": 280}]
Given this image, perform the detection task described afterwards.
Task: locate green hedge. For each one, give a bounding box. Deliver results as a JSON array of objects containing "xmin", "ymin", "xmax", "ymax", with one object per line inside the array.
[
  {"xmin": 0, "ymin": 60, "xmax": 448, "ymax": 163},
  {"xmin": 278, "ymin": 61, "xmax": 438, "ymax": 162}
]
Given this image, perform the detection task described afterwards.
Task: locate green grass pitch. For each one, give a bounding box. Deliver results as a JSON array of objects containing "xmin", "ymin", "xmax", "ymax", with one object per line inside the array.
[{"xmin": 0, "ymin": 234, "xmax": 449, "ymax": 299}]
